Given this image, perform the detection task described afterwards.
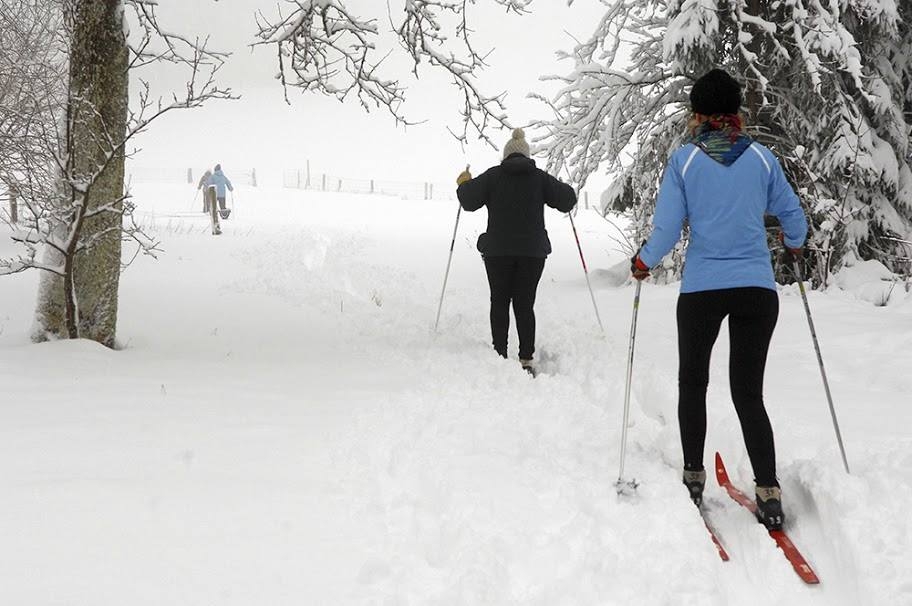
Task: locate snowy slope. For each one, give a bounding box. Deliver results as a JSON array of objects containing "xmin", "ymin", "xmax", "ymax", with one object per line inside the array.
[{"xmin": 1, "ymin": 183, "xmax": 910, "ymax": 605}]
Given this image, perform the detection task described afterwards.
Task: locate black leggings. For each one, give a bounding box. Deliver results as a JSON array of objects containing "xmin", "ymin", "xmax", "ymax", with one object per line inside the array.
[
  {"xmin": 677, "ymin": 287, "xmax": 779, "ymax": 486},
  {"xmin": 483, "ymin": 255, "xmax": 546, "ymax": 360}
]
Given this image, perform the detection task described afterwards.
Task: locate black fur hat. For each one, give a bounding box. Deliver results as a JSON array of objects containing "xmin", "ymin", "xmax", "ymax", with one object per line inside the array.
[{"xmin": 690, "ymin": 69, "xmax": 742, "ymax": 115}]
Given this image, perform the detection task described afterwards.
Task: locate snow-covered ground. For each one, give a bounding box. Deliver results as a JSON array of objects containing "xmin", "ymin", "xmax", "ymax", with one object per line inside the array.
[{"xmin": 1, "ymin": 182, "xmax": 911, "ymax": 605}]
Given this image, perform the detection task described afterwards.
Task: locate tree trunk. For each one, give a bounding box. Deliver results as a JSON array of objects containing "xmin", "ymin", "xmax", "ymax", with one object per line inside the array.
[
  {"xmin": 33, "ymin": 0, "xmax": 128, "ymax": 348},
  {"xmin": 7, "ymin": 183, "xmax": 17, "ymax": 224}
]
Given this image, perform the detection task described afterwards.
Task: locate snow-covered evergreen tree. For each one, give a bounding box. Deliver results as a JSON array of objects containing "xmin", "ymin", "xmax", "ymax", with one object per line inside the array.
[{"xmin": 535, "ymin": 0, "xmax": 912, "ymax": 285}]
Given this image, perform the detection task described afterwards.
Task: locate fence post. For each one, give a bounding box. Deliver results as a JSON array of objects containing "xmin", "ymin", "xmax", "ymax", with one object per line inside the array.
[
  {"xmin": 306, "ymin": 160, "xmax": 311, "ymax": 188},
  {"xmin": 429, "ymin": 183, "xmax": 434, "ymax": 200},
  {"xmin": 187, "ymin": 167, "xmax": 193, "ymax": 184},
  {"xmin": 207, "ymin": 185, "xmax": 221, "ymax": 235},
  {"xmin": 337, "ymin": 178, "xmax": 342, "ymax": 192},
  {"xmin": 296, "ymin": 170, "xmax": 301, "ymax": 189},
  {"xmin": 251, "ymin": 168, "xmax": 257, "ymax": 187},
  {"xmin": 322, "ymin": 174, "xmax": 326, "ymax": 191},
  {"xmin": 370, "ymin": 179, "xmax": 374, "ymax": 194}
]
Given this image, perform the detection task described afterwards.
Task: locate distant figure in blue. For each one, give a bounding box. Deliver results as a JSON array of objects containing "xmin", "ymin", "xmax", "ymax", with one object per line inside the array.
[
  {"xmin": 630, "ymin": 69, "xmax": 807, "ymax": 530},
  {"xmin": 208, "ymin": 164, "xmax": 234, "ymax": 219}
]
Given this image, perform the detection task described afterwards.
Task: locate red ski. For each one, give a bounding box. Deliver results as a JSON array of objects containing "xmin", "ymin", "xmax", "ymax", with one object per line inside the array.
[
  {"xmin": 701, "ymin": 515, "xmax": 730, "ymax": 561},
  {"xmin": 714, "ymin": 452, "xmax": 820, "ymax": 584}
]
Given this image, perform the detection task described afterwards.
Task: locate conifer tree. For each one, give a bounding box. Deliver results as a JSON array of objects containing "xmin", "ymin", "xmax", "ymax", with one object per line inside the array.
[{"xmin": 534, "ymin": 0, "xmax": 912, "ymax": 284}]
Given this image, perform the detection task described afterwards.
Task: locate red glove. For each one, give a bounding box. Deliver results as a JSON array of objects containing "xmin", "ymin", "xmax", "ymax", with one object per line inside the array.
[
  {"xmin": 778, "ymin": 231, "xmax": 802, "ymax": 261},
  {"xmin": 630, "ymin": 254, "xmax": 650, "ymax": 281}
]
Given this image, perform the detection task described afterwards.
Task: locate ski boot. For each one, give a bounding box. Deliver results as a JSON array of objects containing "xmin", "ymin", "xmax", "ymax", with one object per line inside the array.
[
  {"xmin": 520, "ymin": 359, "xmax": 537, "ymax": 378},
  {"xmin": 755, "ymin": 485, "xmax": 784, "ymax": 530},
  {"xmin": 682, "ymin": 468, "xmax": 706, "ymax": 507}
]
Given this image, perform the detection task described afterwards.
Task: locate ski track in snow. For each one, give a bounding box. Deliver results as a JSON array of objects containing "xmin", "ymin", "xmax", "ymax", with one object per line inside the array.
[{"xmin": 1, "ymin": 183, "xmax": 911, "ymax": 605}]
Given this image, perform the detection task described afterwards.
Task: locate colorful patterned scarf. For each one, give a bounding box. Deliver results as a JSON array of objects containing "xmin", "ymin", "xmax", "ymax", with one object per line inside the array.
[{"xmin": 691, "ymin": 114, "xmax": 753, "ymax": 166}]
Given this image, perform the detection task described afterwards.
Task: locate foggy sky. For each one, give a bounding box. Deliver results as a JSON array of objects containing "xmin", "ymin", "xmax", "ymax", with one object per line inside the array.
[{"xmin": 129, "ymin": 1, "xmax": 609, "ymax": 190}]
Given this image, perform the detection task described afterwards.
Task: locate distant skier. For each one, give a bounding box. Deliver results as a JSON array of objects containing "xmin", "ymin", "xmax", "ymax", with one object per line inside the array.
[
  {"xmin": 456, "ymin": 128, "xmax": 577, "ymax": 376},
  {"xmin": 197, "ymin": 168, "xmax": 213, "ymax": 212},
  {"xmin": 208, "ymin": 164, "xmax": 234, "ymax": 220},
  {"xmin": 630, "ymin": 69, "xmax": 808, "ymax": 530}
]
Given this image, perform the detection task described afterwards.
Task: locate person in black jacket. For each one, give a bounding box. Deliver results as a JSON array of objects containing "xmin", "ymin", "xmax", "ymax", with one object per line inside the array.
[{"xmin": 456, "ymin": 128, "xmax": 577, "ymax": 375}]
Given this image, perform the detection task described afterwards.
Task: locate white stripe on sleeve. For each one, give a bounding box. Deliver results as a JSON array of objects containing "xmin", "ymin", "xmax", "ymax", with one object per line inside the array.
[
  {"xmin": 681, "ymin": 146, "xmax": 701, "ymax": 178},
  {"xmin": 749, "ymin": 143, "xmax": 772, "ymax": 174}
]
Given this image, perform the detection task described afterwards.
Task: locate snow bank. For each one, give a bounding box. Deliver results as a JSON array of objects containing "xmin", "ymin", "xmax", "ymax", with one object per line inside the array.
[{"xmin": 1, "ymin": 182, "xmax": 910, "ymax": 605}]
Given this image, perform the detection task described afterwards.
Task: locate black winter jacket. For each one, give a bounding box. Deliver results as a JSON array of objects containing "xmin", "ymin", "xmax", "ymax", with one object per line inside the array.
[{"xmin": 456, "ymin": 154, "xmax": 577, "ymax": 257}]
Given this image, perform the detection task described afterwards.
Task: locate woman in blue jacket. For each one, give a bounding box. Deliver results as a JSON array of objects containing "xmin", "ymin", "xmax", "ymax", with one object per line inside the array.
[
  {"xmin": 631, "ymin": 69, "xmax": 807, "ymax": 530},
  {"xmin": 208, "ymin": 164, "xmax": 234, "ymax": 219}
]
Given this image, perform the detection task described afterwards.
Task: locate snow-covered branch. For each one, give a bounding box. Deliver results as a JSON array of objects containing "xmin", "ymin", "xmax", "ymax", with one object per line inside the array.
[
  {"xmin": 254, "ymin": 0, "xmax": 531, "ymax": 145},
  {"xmin": 1, "ymin": 0, "xmax": 233, "ymax": 342},
  {"xmin": 125, "ymin": 0, "xmax": 229, "ymax": 70},
  {"xmin": 533, "ymin": 0, "xmax": 912, "ymax": 282}
]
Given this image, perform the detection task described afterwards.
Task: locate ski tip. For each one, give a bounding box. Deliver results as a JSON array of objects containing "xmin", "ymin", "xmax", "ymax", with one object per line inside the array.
[
  {"xmin": 803, "ymin": 572, "xmax": 821, "ymax": 585},
  {"xmin": 714, "ymin": 451, "xmax": 728, "ymax": 485},
  {"xmin": 703, "ymin": 520, "xmax": 730, "ymax": 562},
  {"xmin": 769, "ymin": 530, "xmax": 821, "ymax": 584}
]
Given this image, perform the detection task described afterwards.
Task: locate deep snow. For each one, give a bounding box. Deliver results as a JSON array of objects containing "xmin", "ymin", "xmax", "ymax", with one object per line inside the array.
[{"xmin": 1, "ymin": 182, "xmax": 911, "ymax": 605}]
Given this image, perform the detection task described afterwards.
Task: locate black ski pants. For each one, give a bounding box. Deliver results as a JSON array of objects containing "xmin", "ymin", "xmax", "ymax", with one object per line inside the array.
[
  {"xmin": 677, "ymin": 287, "xmax": 780, "ymax": 486},
  {"xmin": 483, "ymin": 255, "xmax": 546, "ymax": 360}
]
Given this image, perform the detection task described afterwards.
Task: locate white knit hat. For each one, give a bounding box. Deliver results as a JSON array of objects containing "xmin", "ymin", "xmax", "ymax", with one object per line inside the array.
[{"xmin": 502, "ymin": 128, "xmax": 530, "ymax": 159}]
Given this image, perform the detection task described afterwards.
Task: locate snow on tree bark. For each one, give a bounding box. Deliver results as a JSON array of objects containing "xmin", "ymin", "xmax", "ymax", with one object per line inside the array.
[
  {"xmin": 33, "ymin": 0, "xmax": 128, "ymax": 347},
  {"xmin": 6, "ymin": 0, "xmax": 228, "ymax": 344}
]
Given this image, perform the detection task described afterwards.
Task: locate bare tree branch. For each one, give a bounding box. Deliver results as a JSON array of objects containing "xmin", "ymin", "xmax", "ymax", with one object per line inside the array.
[
  {"xmin": 1, "ymin": 0, "xmax": 233, "ymax": 341},
  {"xmin": 253, "ymin": 0, "xmax": 534, "ymax": 146}
]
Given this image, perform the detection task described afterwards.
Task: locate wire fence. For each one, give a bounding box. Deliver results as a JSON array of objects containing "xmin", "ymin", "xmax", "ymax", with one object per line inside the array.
[
  {"xmin": 126, "ymin": 166, "xmax": 259, "ymax": 187},
  {"xmin": 281, "ymin": 169, "xmax": 598, "ymax": 207},
  {"xmin": 281, "ymin": 169, "xmax": 456, "ymax": 201},
  {"xmin": 122, "ymin": 165, "xmax": 598, "ymax": 207}
]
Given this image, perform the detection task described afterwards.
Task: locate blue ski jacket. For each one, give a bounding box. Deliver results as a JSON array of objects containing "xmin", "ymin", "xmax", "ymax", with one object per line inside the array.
[
  {"xmin": 209, "ymin": 169, "xmax": 234, "ymax": 198},
  {"xmin": 638, "ymin": 140, "xmax": 808, "ymax": 293}
]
